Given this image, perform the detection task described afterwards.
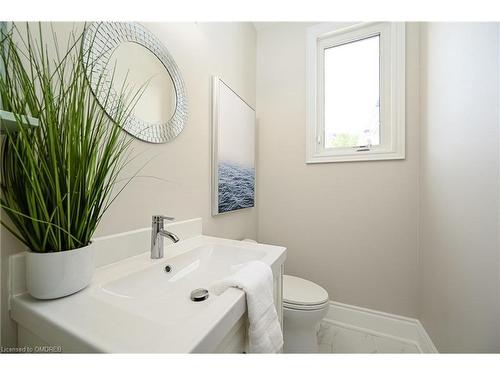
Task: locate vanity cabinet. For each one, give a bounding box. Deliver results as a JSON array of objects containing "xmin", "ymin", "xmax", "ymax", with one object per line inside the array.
[
  {"xmin": 10, "ymin": 220, "xmax": 287, "ymax": 353},
  {"xmin": 17, "ymin": 266, "xmax": 283, "ymax": 354},
  {"xmin": 16, "ymin": 266, "xmax": 283, "ymax": 353}
]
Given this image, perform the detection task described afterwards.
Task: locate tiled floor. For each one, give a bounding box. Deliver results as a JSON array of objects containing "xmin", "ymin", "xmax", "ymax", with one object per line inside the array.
[{"xmin": 317, "ymin": 321, "xmax": 421, "ymax": 353}]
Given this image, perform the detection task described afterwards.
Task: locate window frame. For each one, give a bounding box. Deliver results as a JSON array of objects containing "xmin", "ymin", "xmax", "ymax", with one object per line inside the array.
[{"xmin": 306, "ymin": 22, "xmax": 406, "ymax": 163}]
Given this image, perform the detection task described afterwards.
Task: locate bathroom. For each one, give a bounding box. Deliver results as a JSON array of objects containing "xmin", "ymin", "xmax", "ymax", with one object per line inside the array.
[{"xmin": 1, "ymin": 0, "xmax": 500, "ymax": 373}]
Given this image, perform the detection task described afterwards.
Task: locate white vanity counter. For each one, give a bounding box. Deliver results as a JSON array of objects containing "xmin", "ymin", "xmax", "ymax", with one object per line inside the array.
[{"xmin": 9, "ymin": 219, "xmax": 286, "ymax": 353}]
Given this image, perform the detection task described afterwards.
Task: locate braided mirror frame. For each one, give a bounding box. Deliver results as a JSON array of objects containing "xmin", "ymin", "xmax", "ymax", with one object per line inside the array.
[{"xmin": 82, "ymin": 22, "xmax": 188, "ymax": 143}]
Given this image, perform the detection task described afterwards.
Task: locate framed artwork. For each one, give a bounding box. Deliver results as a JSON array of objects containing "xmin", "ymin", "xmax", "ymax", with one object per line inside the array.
[{"xmin": 211, "ymin": 76, "xmax": 256, "ymax": 215}]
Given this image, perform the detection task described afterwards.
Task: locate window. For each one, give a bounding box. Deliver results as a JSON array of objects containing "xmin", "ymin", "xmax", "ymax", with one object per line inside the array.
[{"xmin": 306, "ymin": 22, "xmax": 405, "ymax": 163}]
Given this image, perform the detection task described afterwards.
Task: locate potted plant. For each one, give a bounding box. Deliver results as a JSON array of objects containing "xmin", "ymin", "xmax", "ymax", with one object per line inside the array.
[{"xmin": 0, "ymin": 23, "xmax": 139, "ymax": 299}]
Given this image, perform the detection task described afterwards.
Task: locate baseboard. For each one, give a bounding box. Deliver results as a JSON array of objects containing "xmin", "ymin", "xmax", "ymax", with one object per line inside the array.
[{"xmin": 323, "ymin": 301, "xmax": 438, "ymax": 353}]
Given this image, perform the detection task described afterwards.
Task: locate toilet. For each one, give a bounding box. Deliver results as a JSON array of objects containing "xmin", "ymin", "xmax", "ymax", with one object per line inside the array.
[{"xmin": 283, "ymin": 275, "xmax": 329, "ymax": 353}]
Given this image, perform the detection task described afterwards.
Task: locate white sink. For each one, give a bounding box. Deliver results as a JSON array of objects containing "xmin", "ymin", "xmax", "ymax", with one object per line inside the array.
[
  {"xmin": 102, "ymin": 244, "xmax": 267, "ymax": 299},
  {"xmin": 96, "ymin": 244, "xmax": 270, "ymax": 325},
  {"xmin": 10, "ymin": 220, "xmax": 286, "ymax": 353}
]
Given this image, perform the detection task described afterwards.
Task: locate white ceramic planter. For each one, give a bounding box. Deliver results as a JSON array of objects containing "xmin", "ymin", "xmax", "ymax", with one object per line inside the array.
[{"xmin": 26, "ymin": 243, "xmax": 95, "ymax": 299}]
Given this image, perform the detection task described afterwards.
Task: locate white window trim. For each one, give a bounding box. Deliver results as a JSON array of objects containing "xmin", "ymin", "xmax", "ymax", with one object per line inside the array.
[{"xmin": 306, "ymin": 22, "xmax": 406, "ymax": 163}]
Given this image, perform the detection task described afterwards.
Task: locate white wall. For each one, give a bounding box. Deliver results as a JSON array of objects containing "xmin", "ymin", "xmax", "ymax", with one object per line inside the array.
[
  {"xmin": 419, "ymin": 22, "xmax": 500, "ymax": 352},
  {"xmin": 255, "ymin": 23, "xmax": 421, "ymax": 317},
  {"xmin": 0, "ymin": 22, "xmax": 257, "ymax": 347},
  {"xmin": 3, "ymin": 21, "xmax": 500, "ymax": 353}
]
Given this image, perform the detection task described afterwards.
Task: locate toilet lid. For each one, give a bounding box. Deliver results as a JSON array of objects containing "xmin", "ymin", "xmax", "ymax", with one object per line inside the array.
[{"xmin": 283, "ymin": 275, "xmax": 329, "ymax": 306}]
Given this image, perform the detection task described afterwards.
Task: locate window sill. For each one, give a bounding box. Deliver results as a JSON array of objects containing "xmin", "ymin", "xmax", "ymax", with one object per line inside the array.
[{"xmin": 306, "ymin": 149, "xmax": 405, "ymax": 164}]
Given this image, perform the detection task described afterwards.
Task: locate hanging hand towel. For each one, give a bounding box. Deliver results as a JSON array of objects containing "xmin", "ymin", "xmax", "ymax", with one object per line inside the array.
[{"xmin": 210, "ymin": 261, "xmax": 283, "ymax": 353}]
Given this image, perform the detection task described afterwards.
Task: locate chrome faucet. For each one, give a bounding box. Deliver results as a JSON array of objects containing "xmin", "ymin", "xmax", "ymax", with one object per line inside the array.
[{"xmin": 151, "ymin": 215, "xmax": 180, "ymax": 259}]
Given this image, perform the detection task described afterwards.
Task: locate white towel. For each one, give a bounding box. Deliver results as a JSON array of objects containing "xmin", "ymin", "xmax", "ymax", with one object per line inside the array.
[{"xmin": 210, "ymin": 261, "xmax": 283, "ymax": 353}]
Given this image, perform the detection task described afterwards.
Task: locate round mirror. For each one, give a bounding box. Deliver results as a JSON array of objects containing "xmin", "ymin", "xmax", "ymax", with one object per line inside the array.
[
  {"xmin": 111, "ymin": 42, "xmax": 177, "ymax": 124},
  {"xmin": 82, "ymin": 22, "xmax": 188, "ymax": 143}
]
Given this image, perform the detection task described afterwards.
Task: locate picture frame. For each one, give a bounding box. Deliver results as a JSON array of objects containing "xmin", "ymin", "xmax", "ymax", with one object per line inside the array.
[{"xmin": 211, "ymin": 76, "xmax": 256, "ymax": 216}]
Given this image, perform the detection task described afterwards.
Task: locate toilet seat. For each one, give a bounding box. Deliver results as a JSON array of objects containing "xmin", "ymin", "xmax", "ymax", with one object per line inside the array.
[
  {"xmin": 283, "ymin": 300, "xmax": 329, "ymax": 311},
  {"xmin": 283, "ymin": 275, "xmax": 329, "ymax": 311}
]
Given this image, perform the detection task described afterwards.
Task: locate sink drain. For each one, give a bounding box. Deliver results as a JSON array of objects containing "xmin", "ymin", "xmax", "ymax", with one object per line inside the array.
[{"xmin": 190, "ymin": 288, "xmax": 209, "ymax": 302}]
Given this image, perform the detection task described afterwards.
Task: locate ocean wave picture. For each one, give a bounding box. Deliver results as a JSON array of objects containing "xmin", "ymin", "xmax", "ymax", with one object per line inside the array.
[
  {"xmin": 212, "ymin": 76, "xmax": 255, "ymax": 215},
  {"xmin": 218, "ymin": 162, "xmax": 255, "ymax": 213}
]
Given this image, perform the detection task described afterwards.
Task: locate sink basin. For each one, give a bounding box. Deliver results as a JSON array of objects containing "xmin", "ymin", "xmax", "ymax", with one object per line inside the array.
[
  {"xmin": 102, "ymin": 244, "xmax": 267, "ymax": 300},
  {"xmin": 96, "ymin": 244, "xmax": 268, "ymax": 324}
]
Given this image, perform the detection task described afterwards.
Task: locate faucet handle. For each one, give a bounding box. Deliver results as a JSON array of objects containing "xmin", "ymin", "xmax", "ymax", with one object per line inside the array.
[{"xmin": 152, "ymin": 215, "xmax": 175, "ymax": 223}]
